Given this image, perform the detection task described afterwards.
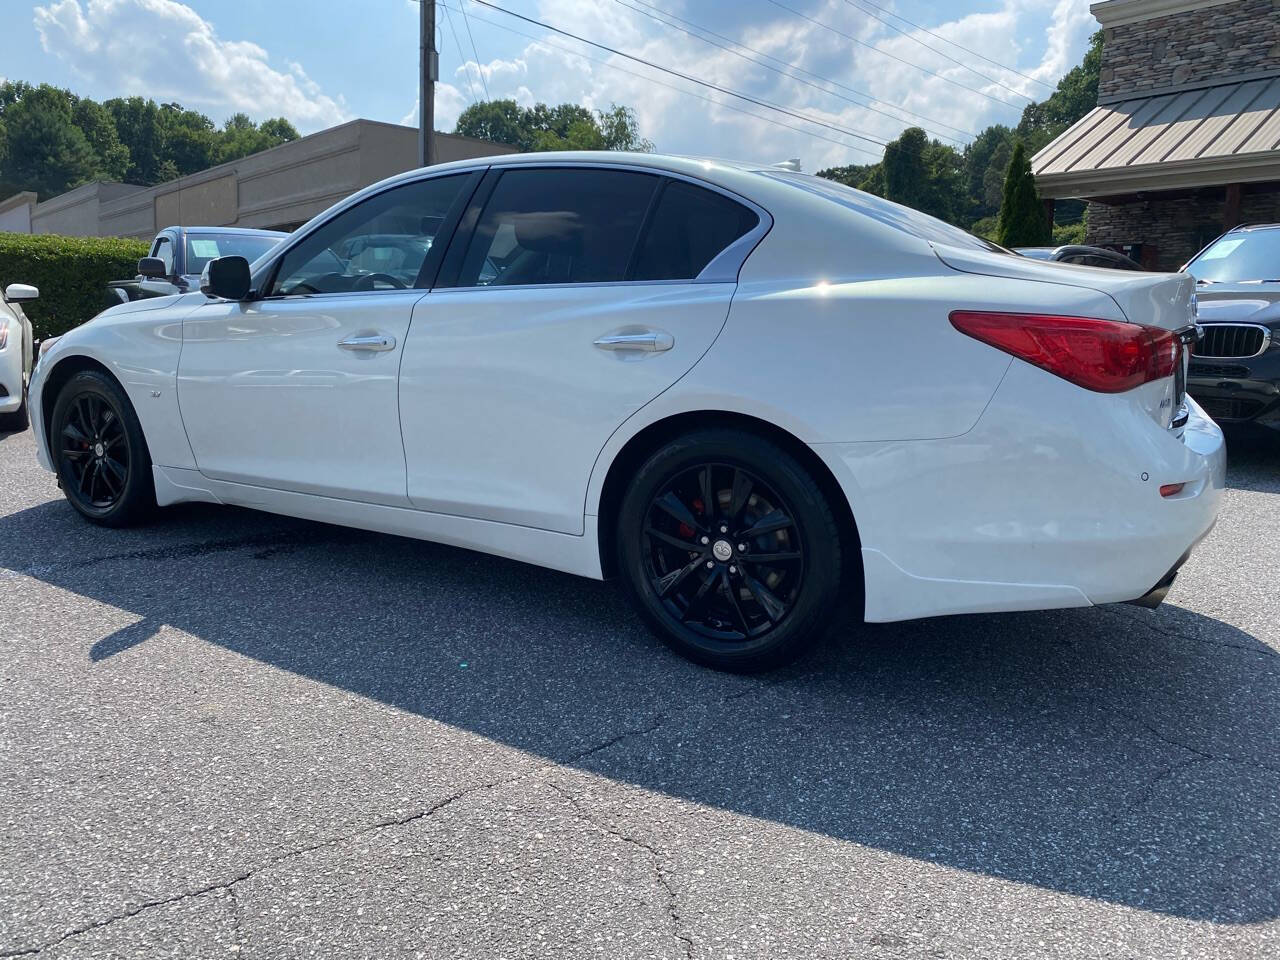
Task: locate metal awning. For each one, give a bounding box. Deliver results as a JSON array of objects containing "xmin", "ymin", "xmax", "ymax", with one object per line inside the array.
[{"xmin": 1032, "ymin": 74, "xmax": 1280, "ymax": 199}]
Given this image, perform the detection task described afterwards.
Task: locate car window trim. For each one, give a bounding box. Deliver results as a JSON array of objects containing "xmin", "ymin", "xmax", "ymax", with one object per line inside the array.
[{"xmin": 436, "ymin": 163, "xmax": 771, "ymax": 290}]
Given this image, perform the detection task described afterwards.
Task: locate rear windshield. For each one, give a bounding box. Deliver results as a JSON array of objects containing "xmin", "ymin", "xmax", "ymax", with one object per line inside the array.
[
  {"xmin": 185, "ymin": 234, "xmax": 284, "ymax": 275},
  {"xmin": 763, "ymin": 171, "xmax": 1007, "ymax": 253},
  {"xmin": 1184, "ymin": 229, "xmax": 1280, "ymax": 283}
]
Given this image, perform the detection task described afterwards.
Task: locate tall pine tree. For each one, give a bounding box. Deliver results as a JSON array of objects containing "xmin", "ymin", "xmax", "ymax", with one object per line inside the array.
[{"xmin": 996, "ymin": 142, "xmax": 1050, "ymax": 247}]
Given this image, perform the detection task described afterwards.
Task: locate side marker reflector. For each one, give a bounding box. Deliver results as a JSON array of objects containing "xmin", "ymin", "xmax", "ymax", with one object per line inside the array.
[{"xmin": 1159, "ymin": 483, "xmax": 1185, "ymax": 498}]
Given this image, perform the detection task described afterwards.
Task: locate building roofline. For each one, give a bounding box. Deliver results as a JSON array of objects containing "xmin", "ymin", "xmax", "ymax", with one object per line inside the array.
[
  {"xmin": 1090, "ymin": 0, "xmax": 1239, "ymax": 28},
  {"xmin": 0, "ymin": 191, "xmax": 37, "ymax": 215},
  {"xmin": 1035, "ymin": 150, "xmax": 1280, "ymax": 199}
]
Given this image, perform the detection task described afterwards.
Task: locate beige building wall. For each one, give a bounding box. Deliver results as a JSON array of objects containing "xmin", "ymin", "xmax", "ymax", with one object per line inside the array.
[{"xmin": 6, "ymin": 119, "xmax": 517, "ymax": 240}]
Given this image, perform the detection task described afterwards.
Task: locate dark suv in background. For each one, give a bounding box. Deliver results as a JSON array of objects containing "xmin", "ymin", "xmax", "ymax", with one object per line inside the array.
[{"xmin": 1182, "ymin": 224, "xmax": 1280, "ymax": 433}]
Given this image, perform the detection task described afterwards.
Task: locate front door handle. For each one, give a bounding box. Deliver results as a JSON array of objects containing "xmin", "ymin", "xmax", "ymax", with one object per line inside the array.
[
  {"xmin": 338, "ymin": 334, "xmax": 396, "ymax": 352},
  {"xmin": 593, "ymin": 330, "xmax": 674, "ymax": 353}
]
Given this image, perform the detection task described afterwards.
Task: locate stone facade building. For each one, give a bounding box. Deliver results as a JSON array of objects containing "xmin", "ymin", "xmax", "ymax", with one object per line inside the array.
[{"xmin": 1033, "ymin": 0, "xmax": 1280, "ymax": 270}]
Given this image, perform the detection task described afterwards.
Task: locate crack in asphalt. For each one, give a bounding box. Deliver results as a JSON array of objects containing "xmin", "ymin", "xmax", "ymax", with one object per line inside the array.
[
  {"xmin": 1114, "ymin": 756, "xmax": 1215, "ymax": 823},
  {"xmin": 0, "ymin": 777, "xmax": 515, "ymax": 958},
  {"xmin": 0, "ymin": 686, "xmax": 761, "ymax": 957},
  {"xmin": 1099, "ymin": 606, "xmax": 1279, "ymax": 664},
  {"xmin": 545, "ymin": 781, "xmax": 694, "ymax": 960}
]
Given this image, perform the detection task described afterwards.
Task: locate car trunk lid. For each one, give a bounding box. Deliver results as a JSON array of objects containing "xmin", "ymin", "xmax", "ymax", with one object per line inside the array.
[{"xmin": 933, "ymin": 243, "xmax": 1197, "ymax": 432}]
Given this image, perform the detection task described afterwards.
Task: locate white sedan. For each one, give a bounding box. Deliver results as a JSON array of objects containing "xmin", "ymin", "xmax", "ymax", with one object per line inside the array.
[
  {"xmin": 1, "ymin": 282, "xmax": 37, "ymax": 432},
  {"xmin": 29, "ymin": 153, "xmax": 1224, "ymax": 671}
]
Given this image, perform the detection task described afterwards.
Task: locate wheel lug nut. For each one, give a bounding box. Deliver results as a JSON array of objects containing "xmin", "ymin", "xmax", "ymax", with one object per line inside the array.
[
  {"xmin": 706, "ymin": 561, "xmax": 714, "ymax": 569},
  {"xmin": 720, "ymin": 525, "xmax": 728, "ymax": 533},
  {"xmin": 737, "ymin": 543, "xmax": 746, "ymax": 552},
  {"xmin": 729, "ymin": 565, "xmax": 737, "ymax": 574},
  {"xmin": 700, "ymin": 536, "xmax": 709, "ymax": 545}
]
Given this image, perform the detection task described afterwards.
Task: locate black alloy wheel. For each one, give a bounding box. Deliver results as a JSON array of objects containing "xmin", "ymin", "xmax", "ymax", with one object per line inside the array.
[
  {"xmin": 643, "ymin": 462, "xmax": 804, "ymax": 641},
  {"xmin": 618, "ymin": 429, "xmax": 843, "ymax": 672},
  {"xmin": 52, "ymin": 370, "xmax": 155, "ymax": 526}
]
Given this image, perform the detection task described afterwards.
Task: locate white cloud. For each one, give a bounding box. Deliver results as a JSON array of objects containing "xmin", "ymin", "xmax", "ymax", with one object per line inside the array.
[
  {"xmin": 433, "ymin": 0, "xmax": 1095, "ymax": 170},
  {"xmin": 33, "ymin": 0, "xmax": 351, "ymax": 131}
]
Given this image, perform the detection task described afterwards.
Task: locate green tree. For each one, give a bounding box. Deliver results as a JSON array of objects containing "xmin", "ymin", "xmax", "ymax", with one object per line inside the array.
[
  {"xmin": 71, "ymin": 96, "xmax": 130, "ymax": 181},
  {"xmin": 996, "ymin": 141, "xmax": 1050, "ymax": 247},
  {"xmin": 1017, "ymin": 31, "xmax": 1102, "ymax": 142},
  {"xmin": 0, "ymin": 83, "xmax": 98, "ymax": 197},
  {"xmin": 455, "ymin": 100, "xmax": 652, "ymax": 152}
]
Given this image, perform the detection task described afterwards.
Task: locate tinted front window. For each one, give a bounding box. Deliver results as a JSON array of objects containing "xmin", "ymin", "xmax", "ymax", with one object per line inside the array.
[
  {"xmin": 185, "ymin": 234, "xmax": 282, "ymax": 276},
  {"xmin": 632, "ymin": 180, "xmax": 759, "ymax": 280},
  {"xmin": 270, "ymin": 175, "xmax": 469, "ymax": 295},
  {"xmin": 455, "ymin": 169, "xmax": 659, "ymax": 287},
  {"xmin": 1184, "ymin": 229, "xmax": 1280, "ymax": 283}
]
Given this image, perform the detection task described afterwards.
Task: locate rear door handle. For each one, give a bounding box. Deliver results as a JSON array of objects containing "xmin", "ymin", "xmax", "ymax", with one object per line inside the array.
[
  {"xmin": 593, "ymin": 330, "xmax": 674, "ymax": 353},
  {"xmin": 338, "ymin": 334, "xmax": 396, "ymax": 352}
]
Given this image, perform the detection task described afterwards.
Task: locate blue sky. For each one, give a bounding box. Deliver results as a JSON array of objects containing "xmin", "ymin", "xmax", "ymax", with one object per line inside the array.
[{"xmin": 0, "ymin": 0, "xmax": 1096, "ymax": 170}]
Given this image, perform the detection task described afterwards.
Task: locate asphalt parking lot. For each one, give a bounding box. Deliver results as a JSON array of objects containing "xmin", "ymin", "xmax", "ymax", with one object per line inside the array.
[{"xmin": 1, "ymin": 427, "xmax": 1278, "ymax": 959}]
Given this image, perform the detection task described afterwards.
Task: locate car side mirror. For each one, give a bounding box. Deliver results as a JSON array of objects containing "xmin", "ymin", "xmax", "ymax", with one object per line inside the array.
[
  {"xmin": 200, "ymin": 256, "xmax": 252, "ymax": 300},
  {"xmin": 3, "ymin": 283, "xmax": 38, "ymax": 303},
  {"xmin": 138, "ymin": 257, "xmax": 168, "ymax": 279}
]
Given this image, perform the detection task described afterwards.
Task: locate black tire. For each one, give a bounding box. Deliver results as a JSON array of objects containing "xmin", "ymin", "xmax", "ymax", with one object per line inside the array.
[
  {"xmin": 616, "ymin": 428, "xmax": 843, "ymax": 672},
  {"xmin": 0, "ymin": 388, "xmax": 28, "ymax": 433},
  {"xmin": 51, "ymin": 370, "xmax": 155, "ymax": 527}
]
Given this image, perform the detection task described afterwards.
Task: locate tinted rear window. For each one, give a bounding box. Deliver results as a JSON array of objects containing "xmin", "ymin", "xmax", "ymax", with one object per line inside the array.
[
  {"xmin": 456, "ymin": 168, "xmax": 659, "ymax": 287},
  {"xmin": 632, "ymin": 180, "xmax": 759, "ymax": 280}
]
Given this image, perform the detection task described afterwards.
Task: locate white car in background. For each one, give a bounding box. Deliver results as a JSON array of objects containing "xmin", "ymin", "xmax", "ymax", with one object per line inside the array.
[
  {"xmin": 0, "ymin": 282, "xmax": 37, "ymax": 433},
  {"xmin": 28, "ymin": 153, "xmax": 1225, "ymax": 671}
]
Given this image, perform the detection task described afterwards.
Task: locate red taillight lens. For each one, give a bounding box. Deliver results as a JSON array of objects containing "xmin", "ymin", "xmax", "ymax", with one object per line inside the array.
[
  {"xmin": 1160, "ymin": 483, "xmax": 1185, "ymax": 498},
  {"xmin": 949, "ymin": 311, "xmax": 1180, "ymax": 393}
]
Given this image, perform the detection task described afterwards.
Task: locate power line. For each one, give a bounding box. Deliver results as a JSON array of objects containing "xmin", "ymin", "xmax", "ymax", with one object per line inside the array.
[
  {"xmin": 609, "ymin": 0, "xmax": 970, "ymax": 144},
  {"xmin": 458, "ymin": 1, "xmax": 491, "ymax": 100},
  {"xmin": 760, "ymin": 0, "xmax": 1026, "ymax": 111},
  {"xmin": 849, "ymin": 0, "xmax": 1055, "ymax": 91},
  {"xmin": 441, "ymin": 3, "xmax": 480, "ymax": 105},
  {"xmin": 836, "ymin": 0, "xmax": 1033, "ymax": 101},
  {"xmin": 469, "ymin": 0, "xmax": 896, "ymax": 150},
  {"xmin": 439, "ymin": 3, "xmax": 885, "ymax": 161}
]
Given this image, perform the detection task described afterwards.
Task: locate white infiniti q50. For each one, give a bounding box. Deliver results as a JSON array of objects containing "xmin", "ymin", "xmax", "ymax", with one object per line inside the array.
[{"xmin": 29, "ymin": 152, "xmax": 1224, "ymax": 671}]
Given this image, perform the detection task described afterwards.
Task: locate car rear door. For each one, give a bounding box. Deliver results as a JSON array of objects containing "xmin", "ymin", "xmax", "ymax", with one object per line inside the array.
[{"xmin": 399, "ymin": 165, "xmax": 767, "ymax": 534}]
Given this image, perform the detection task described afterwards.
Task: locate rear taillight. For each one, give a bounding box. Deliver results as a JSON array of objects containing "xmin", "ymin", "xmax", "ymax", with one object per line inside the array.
[{"xmin": 949, "ymin": 311, "xmax": 1180, "ymax": 393}]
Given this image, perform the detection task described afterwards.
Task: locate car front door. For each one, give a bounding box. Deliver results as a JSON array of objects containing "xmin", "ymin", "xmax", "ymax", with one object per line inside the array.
[
  {"xmin": 176, "ymin": 172, "xmax": 478, "ymax": 505},
  {"xmin": 399, "ymin": 166, "xmax": 767, "ymax": 534}
]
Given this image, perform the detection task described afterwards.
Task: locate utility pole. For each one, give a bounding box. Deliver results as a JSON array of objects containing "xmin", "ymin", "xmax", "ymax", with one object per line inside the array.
[{"xmin": 419, "ymin": 0, "xmax": 438, "ymax": 167}]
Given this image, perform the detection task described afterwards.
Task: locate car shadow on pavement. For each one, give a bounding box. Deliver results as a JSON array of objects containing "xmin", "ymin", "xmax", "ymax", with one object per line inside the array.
[{"xmin": 2, "ymin": 449, "xmax": 1277, "ymax": 927}]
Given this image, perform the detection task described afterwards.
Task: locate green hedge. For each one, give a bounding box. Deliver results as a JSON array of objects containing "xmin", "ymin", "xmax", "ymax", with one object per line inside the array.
[{"xmin": 0, "ymin": 232, "xmax": 149, "ymax": 340}]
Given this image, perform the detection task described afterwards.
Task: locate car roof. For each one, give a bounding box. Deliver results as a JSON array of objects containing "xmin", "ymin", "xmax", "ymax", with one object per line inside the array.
[
  {"xmin": 1226, "ymin": 223, "xmax": 1280, "ymax": 233},
  {"xmin": 165, "ymin": 226, "xmax": 290, "ymax": 238}
]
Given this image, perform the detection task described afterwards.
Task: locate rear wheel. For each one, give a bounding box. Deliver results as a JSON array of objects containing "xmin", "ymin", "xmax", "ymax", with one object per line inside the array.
[
  {"xmin": 51, "ymin": 370, "xmax": 155, "ymax": 527},
  {"xmin": 617, "ymin": 429, "xmax": 843, "ymax": 672}
]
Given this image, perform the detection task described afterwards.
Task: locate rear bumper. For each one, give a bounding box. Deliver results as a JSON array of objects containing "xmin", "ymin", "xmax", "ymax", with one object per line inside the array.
[{"xmin": 811, "ymin": 362, "xmax": 1225, "ymax": 623}]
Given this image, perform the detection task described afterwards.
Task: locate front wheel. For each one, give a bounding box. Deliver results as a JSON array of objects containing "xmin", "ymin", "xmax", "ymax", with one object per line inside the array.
[
  {"xmin": 616, "ymin": 429, "xmax": 844, "ymax": 672},
  {"xmin": 51, "ymin": 370, "xmax": 155, "ymax": 526}
]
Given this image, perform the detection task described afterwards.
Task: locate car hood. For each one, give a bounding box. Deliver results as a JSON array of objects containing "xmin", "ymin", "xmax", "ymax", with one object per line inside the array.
[
  {"xmin": 1194, "ymin": 283, "xmax": 1280, "ymax": 326},
  {"xmin": 95, "ymin": 291, "xmax": 202, "ymax": 320}
]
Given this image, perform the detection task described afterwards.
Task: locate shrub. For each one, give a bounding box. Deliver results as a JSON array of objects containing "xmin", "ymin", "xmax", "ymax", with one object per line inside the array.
[
  {"xmin": 1052, "ymin": 221, "xmax": 1087, "ymax": 246},
  {"xmin": 0, "ymin": 232, "xmax": 148, "ymax": 340}
]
